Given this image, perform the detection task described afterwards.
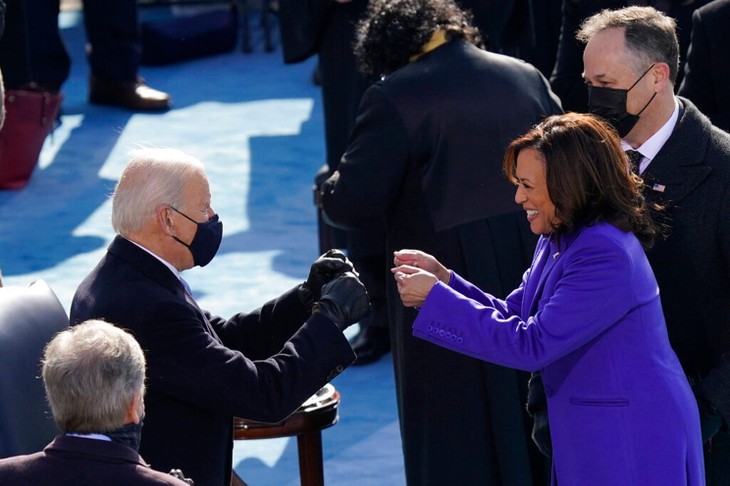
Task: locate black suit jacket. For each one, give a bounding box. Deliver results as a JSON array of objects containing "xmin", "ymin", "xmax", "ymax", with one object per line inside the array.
[
  {"xmin": 678, "ymin": 0, "xmax": 730, "ymax": 132},
  {"xmin": 0, "ymin": 435, "xmax": 188, "ymax": 485},
  {"xmin": 69, "ymin": 236, "xmax": 355, "ymax": 486},
  {"xmin": 641, "ymin": 98, "xmax": 730, "ymax": 416},
  {"xmin": 322, "ymin": 39, "xmax": 561, "ymax": 485}
]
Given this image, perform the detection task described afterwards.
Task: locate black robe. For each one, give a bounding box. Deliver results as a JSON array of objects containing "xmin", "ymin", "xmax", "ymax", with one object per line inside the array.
[{"xmin": 322, "ymin": 39, "xmax": 562, "ymax": 485}]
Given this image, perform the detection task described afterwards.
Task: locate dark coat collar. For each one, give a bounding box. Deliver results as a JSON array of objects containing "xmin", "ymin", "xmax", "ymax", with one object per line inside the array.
[
  {"xmin": 107, "ymin": 235, "xmax": 187, "ymax": 300},
  {"xmin": 642, "ymin": 98, "xmax": 714, "ymax": 207},
  {"xmin": 46, "ymin": 435, "xmax": 149, "ymax": 468}
]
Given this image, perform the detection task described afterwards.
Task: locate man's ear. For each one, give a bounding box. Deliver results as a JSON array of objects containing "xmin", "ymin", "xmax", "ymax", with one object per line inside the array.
[
  {"xmin": 126, "ymin": 390, "xmax": 145, "ymax": 424},
  {"xmin": 652, "ymin": 62, "xmax": 672, "ymax": 92},
  {"xmin": 157, "ymin": 205, "xmax": 175, "ymax": 235}
]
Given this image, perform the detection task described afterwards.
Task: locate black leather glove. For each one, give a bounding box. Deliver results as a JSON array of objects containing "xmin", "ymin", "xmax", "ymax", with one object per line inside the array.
[
  {"xmin": 526, "ymin": 372, "xmax": 553, "ymax": 458},
  {"xmin": 696, "ymin": 391, "xmax": 724, "ymax": 444},
  {"xmin": 531, "ymin": 408, "xmax": 552, "ymax": 458},
  {"xmin": 298, "ymin": 249, "xmax": 355, "ymax": 305},
  {"xmin": 314, "ymin": 272, "xmax": 371, "ymax": 330}
]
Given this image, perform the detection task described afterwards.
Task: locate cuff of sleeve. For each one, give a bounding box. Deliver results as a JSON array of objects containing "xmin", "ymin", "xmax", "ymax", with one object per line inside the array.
[{"xmin": 447, "ymin": 270, "xmax": 455, "ymax": 287}]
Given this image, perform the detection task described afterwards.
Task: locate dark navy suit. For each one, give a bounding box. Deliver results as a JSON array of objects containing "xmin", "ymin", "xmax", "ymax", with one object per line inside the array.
[
  {"xmin": 70, "ymin": 236, "xmax": 355, "ymax": 486},
  {"xmin": 641, "ymin": 98, "xmax": 730, "ymax": 483},
  {"xmin": 0, "ymin": 435, "xmax": 189, "ymax": 485}
]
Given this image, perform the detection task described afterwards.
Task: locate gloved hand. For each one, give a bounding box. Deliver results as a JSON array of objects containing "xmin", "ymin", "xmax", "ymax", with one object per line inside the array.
[
  {"xmin": 314, "ymin": 272, "xmax": 371, "ymax": 330},
  {"xmin": 526, "ymin": 372, "xmax": 552, "ymax": 458},
  {"xmin": 697, "ymin": 393, "xmax": 724, "ymax": 444},
  {"xmin": 531, "ymin": 408, "xmax": 552, "ymax": 458},
  {"xmin": 298, "ymin": 249, "xmax": 355, "ymax": 305}
]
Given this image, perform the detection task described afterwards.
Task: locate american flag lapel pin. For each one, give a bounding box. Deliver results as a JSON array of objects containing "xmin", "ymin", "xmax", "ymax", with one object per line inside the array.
[{"xmin": 652, "ymin": 183, "xmax": 666, "ymax": 193}]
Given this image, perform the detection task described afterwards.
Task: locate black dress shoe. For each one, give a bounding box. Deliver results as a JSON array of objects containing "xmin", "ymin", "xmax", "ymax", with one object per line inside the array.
[
  {"xmin": 89, "ymin": 76, "xmax": 171, "ymax": 111},
  {"xmin": 351, "ymin": 325, "xmax": 390, "ymax": 365}
]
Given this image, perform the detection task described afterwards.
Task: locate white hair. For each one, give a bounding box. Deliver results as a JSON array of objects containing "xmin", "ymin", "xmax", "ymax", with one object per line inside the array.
[{"xmin": 111, "ymin": 148, "xmax": 205, "ymax": 236}]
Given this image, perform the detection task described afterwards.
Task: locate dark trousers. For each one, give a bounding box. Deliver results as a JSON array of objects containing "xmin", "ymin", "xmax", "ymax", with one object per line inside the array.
[
  {"xmin": 706, "ymin": 429, "xmax": 730, "ymax": 486},
  {"xmin": 0, "ymin": 0, "xmax": 140, "ymax": 90}
]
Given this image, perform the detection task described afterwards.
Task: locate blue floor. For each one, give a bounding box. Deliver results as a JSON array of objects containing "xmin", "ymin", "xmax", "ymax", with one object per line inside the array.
[{"xmin": 0, "ymin": 9, "xmax": 406, "ymax": 485}]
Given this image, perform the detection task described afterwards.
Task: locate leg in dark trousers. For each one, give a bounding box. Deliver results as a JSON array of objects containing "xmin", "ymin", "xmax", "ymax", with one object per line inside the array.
[{"xmin": 350, "ymin": 252, "xmax": 390, "ymax": 365}]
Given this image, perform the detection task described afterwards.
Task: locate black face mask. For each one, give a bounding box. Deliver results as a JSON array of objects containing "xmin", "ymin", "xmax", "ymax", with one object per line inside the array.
[
  {"xmin": 171, "ymin": 207, "xmax": 223, "ymax": 267},
  {"xmin": 587, "ymin": 63, "xmax": 657, "ymax": 138},
  {"xmin": 106, "ymin": 418, "xmax": 144, "ymax": 452}
]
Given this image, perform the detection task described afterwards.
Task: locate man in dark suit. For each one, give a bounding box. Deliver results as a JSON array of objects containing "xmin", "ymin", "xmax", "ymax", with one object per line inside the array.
[
  {"xmin": 320, "ymin": 0, "xmax": 562, "ymax": 484},
  {"xmin": 69, "ymin": 148, "xmax": 370, "ymax": 486},
  {"xmin": 531, "ymin": 6, "xmax": 730, "ymax": 485},
  {"xmin": 550, "ymin": 0, "xmax": 711, "ymax": 112},
  {"xmin": 678, "ymin": 0, "xmax": 730, "ymax": 132},
  {"xmin": 0, "ymin": 320, "xmax": 192, "ymax": 485}
]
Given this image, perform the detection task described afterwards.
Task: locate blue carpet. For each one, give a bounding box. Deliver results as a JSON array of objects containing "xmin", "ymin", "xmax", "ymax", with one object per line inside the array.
[{"xmin": 0, "ymin": 10, "xmax": 405, "ymax": 485}]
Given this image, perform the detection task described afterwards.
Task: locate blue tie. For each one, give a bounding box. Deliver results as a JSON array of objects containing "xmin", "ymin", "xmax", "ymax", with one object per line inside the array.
[{"xmin": 180, "ymin": 277, "xmax": 194, "ymax": 298}]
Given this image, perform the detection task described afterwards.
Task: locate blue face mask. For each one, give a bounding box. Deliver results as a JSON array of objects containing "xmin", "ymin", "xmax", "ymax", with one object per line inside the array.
[{"xmin": 171, "ymin": 207, "xmax": 223, "ymax": 267}]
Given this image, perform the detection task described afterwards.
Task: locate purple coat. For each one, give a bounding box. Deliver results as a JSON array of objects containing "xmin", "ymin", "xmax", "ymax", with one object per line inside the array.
[{"xmin": 413, "ymin": 222, "xmax": 704, "ymax": 485}]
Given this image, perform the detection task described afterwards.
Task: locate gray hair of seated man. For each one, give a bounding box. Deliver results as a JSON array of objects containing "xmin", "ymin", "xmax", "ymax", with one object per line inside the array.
[{"xmin": 42, "ymin": 319, "xmax": 145, "ymax": 433}]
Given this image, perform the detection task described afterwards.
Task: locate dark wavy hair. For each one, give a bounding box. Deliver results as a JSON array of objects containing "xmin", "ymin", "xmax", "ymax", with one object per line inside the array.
[
  {"xmin": 354, "ymin": 0, "xmax": 483, "ymax": 80},
  {"xmin": 503, "ymin": 113, "xmax": 658, "ymax": 248}
]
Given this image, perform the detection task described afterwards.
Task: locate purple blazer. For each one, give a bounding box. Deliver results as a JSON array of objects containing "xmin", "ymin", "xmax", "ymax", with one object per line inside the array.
[{"xmin": 413, "ymin": 222, "xmax": 704, "ymax": 485}]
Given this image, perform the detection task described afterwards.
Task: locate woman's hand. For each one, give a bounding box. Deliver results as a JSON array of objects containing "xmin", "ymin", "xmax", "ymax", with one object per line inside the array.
[
  {"xmin": 392, "ymin": 264, "xmax": 439, "ymax": 308},
  {"xmin": 393, "ymin": 249, "xmax": 450, "ymax": 284}
]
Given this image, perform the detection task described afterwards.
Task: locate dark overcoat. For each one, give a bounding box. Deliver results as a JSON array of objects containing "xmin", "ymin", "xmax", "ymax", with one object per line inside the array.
[
  {"xmin": 70, "ymin": 236, "xmax": 355, "ymax": 486},
  {"xmin": 641, "ymin": 99, "xmax": 730, "ymax": 477}
]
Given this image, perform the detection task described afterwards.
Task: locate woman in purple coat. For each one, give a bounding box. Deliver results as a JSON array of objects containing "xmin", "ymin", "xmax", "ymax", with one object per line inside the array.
[{"xmin": 393, "ymin": 113, "xmax": 704, "ymax": 485}]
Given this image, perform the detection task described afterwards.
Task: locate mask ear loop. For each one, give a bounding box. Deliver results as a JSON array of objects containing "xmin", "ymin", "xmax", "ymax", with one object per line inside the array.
[
  {"xmin": 627, "ymin": 63, "xmax": 656, "ymax": 91},
  {"xmin": 169, "ymin": 206, "xmax": 195, "ymax": 249},
  {"xmin": 170, "ymin": 206, "xmax": 200, "ymax": 224},
  {"xmin": 627, "ymin": 63, "xmax": 657, "ymax": 117},
  {"xmin": 635, "ymin": 91, "xmax": 657, "ymax": 117}
]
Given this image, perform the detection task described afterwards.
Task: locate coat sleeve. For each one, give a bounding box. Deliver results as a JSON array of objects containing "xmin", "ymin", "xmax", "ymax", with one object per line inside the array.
[
  {"xmin": 678, "ymin": 9, "xmax": 716, "ymax": 120},
  {"xmin": 141, "ymin": 294, "xmax": 354, "ymax": 423},
  {"xmin": 448, "ymin": 270, "xmax": 525, "ymax": 320},
  {"xmin": 206, "ymin": 285, "xmax": 311, "ymax": 360},
  {"xmin": 697, "ymin": 179, "xmax": 730, "ymax": 423},
  {"xmin": 413, "ymin": 236, "xmax": 639, "ymax": 371},
  {"xmin": 320, "ymin": 84, "xmax": 410, "ymax": 229}
]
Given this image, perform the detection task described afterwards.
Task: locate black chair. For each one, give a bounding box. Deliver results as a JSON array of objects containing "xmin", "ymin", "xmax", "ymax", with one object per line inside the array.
[{"xmin": 0, "ymin": 279, "xmax": 68, "ymax": 458}]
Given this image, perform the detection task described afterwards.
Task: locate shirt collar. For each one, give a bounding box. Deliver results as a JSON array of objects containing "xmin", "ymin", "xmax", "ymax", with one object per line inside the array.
[
  {"xmin": 66, "ymin": 432, "xmax": 111, "ymax": 441},
  {"xmin": 620, "ymin": 97, "xmax": 679, "ymax": 173},
  {"xmin": 409, "ymin": 29, "xmax": 449, "ymax": 62},
  {"xmin": 125, "ymin": 237, "xmax": 182, "ymax": 280}
]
